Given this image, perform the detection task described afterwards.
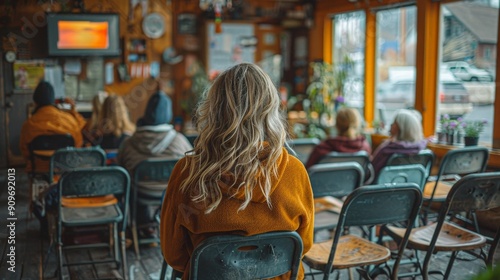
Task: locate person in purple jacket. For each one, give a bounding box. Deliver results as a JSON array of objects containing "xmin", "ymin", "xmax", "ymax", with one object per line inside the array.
[
  {"xmin": 371, "ymin": 109, "xmax": 427, "ymax": 176},
  {"xmin": 305, "ymin": 107, "xmax": 371, "ymax": 169}
]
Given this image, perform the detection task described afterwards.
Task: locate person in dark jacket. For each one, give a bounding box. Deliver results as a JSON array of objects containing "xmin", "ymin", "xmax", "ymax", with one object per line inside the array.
[
  {"xmin": 371, "ymin": 109, "xmax": 427, "ymax": 176},
  {"xmin": 305, "ymin": 107, "xmax": 371, "ymax": 169}
]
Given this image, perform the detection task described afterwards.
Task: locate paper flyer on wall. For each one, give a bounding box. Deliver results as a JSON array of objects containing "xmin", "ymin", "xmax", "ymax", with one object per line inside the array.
[{"xmin": 13, "ymin": 60, "xmax": 45, "ymax": 90}]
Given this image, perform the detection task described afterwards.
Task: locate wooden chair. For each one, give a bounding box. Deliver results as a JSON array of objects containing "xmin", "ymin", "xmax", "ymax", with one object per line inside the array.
[
  {"xmin": 131, "ymin": 158, "xmax": 178, "ymax": 258},
  {"xmin": 307, "ymin": 162, "xmax": 364, "ymax": 241},
  {"xmin": 56, "ymin": 166, "xmax": 130, "ymax": 280},
  {"xmin": 188, "ymin": 231, "xmax": 303, "ymax": 280},
  {"xmin": 422, "ymin": 146, "xmax": 489, "ymax": 223},
  {"xmin": 286, "ymin": 138, "xmax": 320, "ymax": 164},
  {"xmin": 319, "ymin": 150, "xmax": 375, "ymax": 185},
  {"xmin": 383, "ymin": 172, "xmax": 500, "ymax": 280},
  {"xmin": 302, "ymin": 183, "xmax": 422, "ymax": 280}
]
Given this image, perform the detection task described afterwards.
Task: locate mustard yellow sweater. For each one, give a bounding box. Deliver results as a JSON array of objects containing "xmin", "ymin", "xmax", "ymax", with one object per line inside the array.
[
  {"xmin": 20, "ymin": 105, "xmax": 86, "ymax": 172},
  {"xmin": 160, "ymin": 147, "xmax": 314, "ymax": 279}
]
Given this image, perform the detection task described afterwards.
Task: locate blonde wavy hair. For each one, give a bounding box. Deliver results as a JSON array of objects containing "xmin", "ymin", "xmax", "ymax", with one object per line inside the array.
[
  {"xmin": 336, "ymin": 107, "xmax": 362, "ymax": 138},
  {"xmin": 181, "ymin": 63, "xmax": 287, "ymax": 213},
  {"xmin": 86, "ymin": 94, "xmax": 104, "ymax": 132},
  {"xmin": 99, "ymin": 94, "xmax": 135, "ymax": 137}
]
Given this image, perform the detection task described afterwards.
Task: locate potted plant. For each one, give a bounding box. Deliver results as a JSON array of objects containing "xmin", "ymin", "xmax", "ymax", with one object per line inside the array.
[
  {"xmin": 461, "ymin": 119, "xmax": 488, "ymax": 146},
  {"xmin": 300, "ymin": 56, "xmax": 354, "ymax": 138}
]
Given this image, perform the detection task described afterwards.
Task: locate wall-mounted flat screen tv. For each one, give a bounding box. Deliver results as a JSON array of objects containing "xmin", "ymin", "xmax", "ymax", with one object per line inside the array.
[{"xmin": 47, "ymin": 13, "xmax": 121, "ymax": 56}]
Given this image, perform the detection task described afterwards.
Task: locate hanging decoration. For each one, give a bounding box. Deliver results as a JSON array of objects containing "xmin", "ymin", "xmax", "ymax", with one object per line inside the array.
[{"xmin": 199, "ymin": 0, "xmax": 232, "ymax": 33}]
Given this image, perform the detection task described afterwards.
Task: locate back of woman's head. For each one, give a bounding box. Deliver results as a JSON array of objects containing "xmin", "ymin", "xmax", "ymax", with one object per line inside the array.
[
  {"xmin": 336, "ymin": 107, "xmax": 361, "ymax": 138},
  {"xmin": 100, "ymin": 94, "xmax": 135, "ymax": 136},
  {"xmin": 184, "ymin": 63, "xmax": 287, "ymax": 213},
  {"xmin": 393, "ymin": 109, "xmax": 423, "ymax": 142}
]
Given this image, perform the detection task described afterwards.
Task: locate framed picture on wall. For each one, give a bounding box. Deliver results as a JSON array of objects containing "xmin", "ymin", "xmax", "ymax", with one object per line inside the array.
[
  {"xmin": 13, "ymin": 60, "xmax": 45, "ymax": 90},
  {"xmin": 178, "ymin": 13, "xmax": 197, "ymax": 35}
]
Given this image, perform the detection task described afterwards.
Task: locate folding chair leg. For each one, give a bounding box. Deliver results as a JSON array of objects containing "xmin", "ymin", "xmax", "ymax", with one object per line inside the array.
[
  {"xmin": 113, "ymin": 223, "xmax": 120, "ymax": 267},
  {"xmin": 160, "ymin": 259, "xmax": 167, "ymax": 280},
  {"xmin": 131, "ymin": 221, "xmax": 141, "ymax": 259},
  {"xmin": 487, "ymin": 230, "xmax": 500, "ymax": 266},
  {"xmin": 120, "ymin": 231, "xmax": 128, "ymax": 280},
  {"xmin": 444, "ymin": 251, "xmax": 458, "ymax": 279}
]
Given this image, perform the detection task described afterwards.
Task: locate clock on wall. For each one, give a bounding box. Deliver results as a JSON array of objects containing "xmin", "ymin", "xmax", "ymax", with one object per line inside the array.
[
  {"xmin": 5, "ymin": 51, "xmax": 16, "ymax": 63},
  {"xmin": 142, "ymin": 13, "xmax": 165, "ymax": 39}
]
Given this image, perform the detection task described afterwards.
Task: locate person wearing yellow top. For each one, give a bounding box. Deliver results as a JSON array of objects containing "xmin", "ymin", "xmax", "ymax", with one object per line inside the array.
[
  {"xmin": 19, "ymin": 81, "xmax": 86, "ymax": 172},
  {"xmin": 160, "ymin": 63, "xmax": 314, "ymax": 280}
]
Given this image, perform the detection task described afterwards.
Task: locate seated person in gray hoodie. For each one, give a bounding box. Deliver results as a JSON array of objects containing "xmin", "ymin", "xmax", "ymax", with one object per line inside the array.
[
  {"xmin": 118, "ymin": 91, "xmax": 192, "ymax": 234},
  {"xmin": 118, "ymin": 92, "xmax": 192, "ymax": 172}
]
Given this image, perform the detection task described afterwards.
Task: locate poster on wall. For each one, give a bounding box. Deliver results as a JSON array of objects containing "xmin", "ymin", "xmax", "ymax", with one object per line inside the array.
[
  {"xmin": 207, "ymin": 22, "xmax": 255, "ymax": 78},
  {"xmin": 13, "ymin": 60, "xmax": 45, "ymax": 90}
]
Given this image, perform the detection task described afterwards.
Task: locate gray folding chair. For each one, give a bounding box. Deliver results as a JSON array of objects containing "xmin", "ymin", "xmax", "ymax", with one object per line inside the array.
[
  {"xmin": 57, "ymin": 166, "xmax": 130, "ymax": 280},
  {"xmin": 303, "ymin": 183, "xmax": 422, "ymax": 280},
  {"xmin": 319, "ymin": 150, "xmax": 375, "ymax": 185},
  {"xmin": 384, "ymin": 172, "xmax": 500, "ymax": 280},
  {"xmin": 386, "ymin": 149, "xmax": 435, "ymax": 183},
  {"xmin": 131, "ymin": 158, "xmax": 178, "ymax": 258},
  {"xmin": 422, "ymin": 146, "xmax": 489, "ymax": 224},
  {"xmin": 286, "ymin": 138, "xmax": 320, "ymax": 164},
  {"xmin": 308, "ymin": 162, "xmax": 364, "ymax": 241},
  {"xmin": 189, "ymin": 231, "xmax": 303, "ymax": 280}
]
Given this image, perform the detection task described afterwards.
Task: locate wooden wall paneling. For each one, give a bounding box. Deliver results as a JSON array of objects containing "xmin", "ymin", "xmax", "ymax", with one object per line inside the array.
[{"xmin": 494, "ymin": 6, "xmax": 500, "ymax": 149}]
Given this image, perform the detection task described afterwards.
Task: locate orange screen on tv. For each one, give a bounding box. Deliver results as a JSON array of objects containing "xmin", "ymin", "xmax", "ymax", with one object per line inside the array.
[{"xmin": 57, "ymin": 21, "xmax": 109, "ymax": 49}]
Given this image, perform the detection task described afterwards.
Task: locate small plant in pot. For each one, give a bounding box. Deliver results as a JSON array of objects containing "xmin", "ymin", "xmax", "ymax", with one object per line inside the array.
[{"xmin": 461, "ymin": 119, "xmax": 487, "ymax": 146}]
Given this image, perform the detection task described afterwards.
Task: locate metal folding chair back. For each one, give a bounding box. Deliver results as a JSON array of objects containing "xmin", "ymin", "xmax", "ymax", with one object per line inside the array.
[
  {"xmin": 377, "ymin": 164, "xmax": 427, "ymax": 190},
  {"xmin": 189, "ymin": 231, "xmax": 304, "ymax": 280},
  {"xmin": 308, "ymin": 162, "xmax": 364, "ymax": 241},
  {"xmin": 286, "ymin": 138, "xmax": 320, "ymax": 164},
  {"xmin": 319, "ymin": 150, "xmax": 375, "ymax": 185},
  {"xmin": 131, "ymin": 158, "xmax": 178, "ymax": 258},
  {"xmin": 386, "ymin": 149, "xmax": 435, "ymax": 182},
  {"xmin": 57, "ymin": 166, "xmax": 130, "ymax": 280},
  {"xmin": 423, "ymin": 147, "xmax": 489, "ymax": 220},
  {"xmin": 28, "ymin": 133, "xmax": 75, "ymax": 177},
  {"xmin": 28, "ymin": 134, "xmax": 75, "ymax": 212},
  {"xmin": 303, "ymin": 183, "xmax": 422, "ymax": 280},
  {"xmin": 49, "ymin": 146, "xmax": 106, "ymax": 183}
]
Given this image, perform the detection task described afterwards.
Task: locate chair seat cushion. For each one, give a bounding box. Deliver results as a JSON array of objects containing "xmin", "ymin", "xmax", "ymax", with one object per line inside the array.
[
  {"xmin": 303, "ymin": 234, "xmax": 391, "ymax": 271},
  {"xmin": 61, "ymin": 195, "xmax": 118, "ymax": 208},
  {"xmin": 386, "ymin": 222, "xmax": 486, "ymax": 252},
  {"xmin": 61, "ymin": 204, "xmax": 122, "ymax": 226},
  {"xmin": 423, "ymin": 181, "xmax": 453, "ymax": 200}
]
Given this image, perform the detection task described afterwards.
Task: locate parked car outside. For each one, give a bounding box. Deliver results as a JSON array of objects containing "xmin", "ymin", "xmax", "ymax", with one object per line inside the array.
[
  {"xmin": 443, "ymin": 61, "xmax": 493, "ymax": 82},
  {"xmin": 377, "ymin": 79, "xmax": 472, "ymax": 118}
]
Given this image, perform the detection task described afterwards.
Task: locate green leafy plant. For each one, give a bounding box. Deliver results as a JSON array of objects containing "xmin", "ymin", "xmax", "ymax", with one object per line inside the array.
[
  {"xmin": 461, "ymin": 119, "xmax": 488, "ymax": 137},
  {"xmin": 469, "ymin": 265, "xmax": 500, "ymax": 280},
  {"xmin": 300, "ymin": 56, "xmax": 354, "ymax": 138}
]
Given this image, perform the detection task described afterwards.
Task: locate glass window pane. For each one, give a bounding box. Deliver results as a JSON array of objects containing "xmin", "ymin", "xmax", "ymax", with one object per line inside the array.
[
  {"xmin": 332, "ymin": 11, "xmax": 366, "ymax": 117},
  {"xmin": 375, "ymin": 6, "xmax": 417, "ymax": 128},
  {"xmin": 439, "ymin": 1, "xmax": 496, "ymax": 145}
]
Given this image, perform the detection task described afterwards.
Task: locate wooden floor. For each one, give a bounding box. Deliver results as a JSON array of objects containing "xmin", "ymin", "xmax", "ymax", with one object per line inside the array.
[{"xmin": 0, "ymin": 168, "xmax": 497, "ymax": 280}]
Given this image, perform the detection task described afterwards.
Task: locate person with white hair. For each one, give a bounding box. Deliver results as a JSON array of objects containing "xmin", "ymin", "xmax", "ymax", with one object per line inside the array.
[{"xmin": 371, "ymin": 109, "xmax": 427, "ymax": 176}]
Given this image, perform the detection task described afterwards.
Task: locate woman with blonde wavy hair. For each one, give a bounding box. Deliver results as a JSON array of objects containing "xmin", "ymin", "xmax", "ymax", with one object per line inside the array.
[
  {"xmin": 160, "ymin": 63, "xmax": 314, "ymax": 280},
  {"xmin": 98, "ymin": 94, "xmax": 135, "ymax": 149}
]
